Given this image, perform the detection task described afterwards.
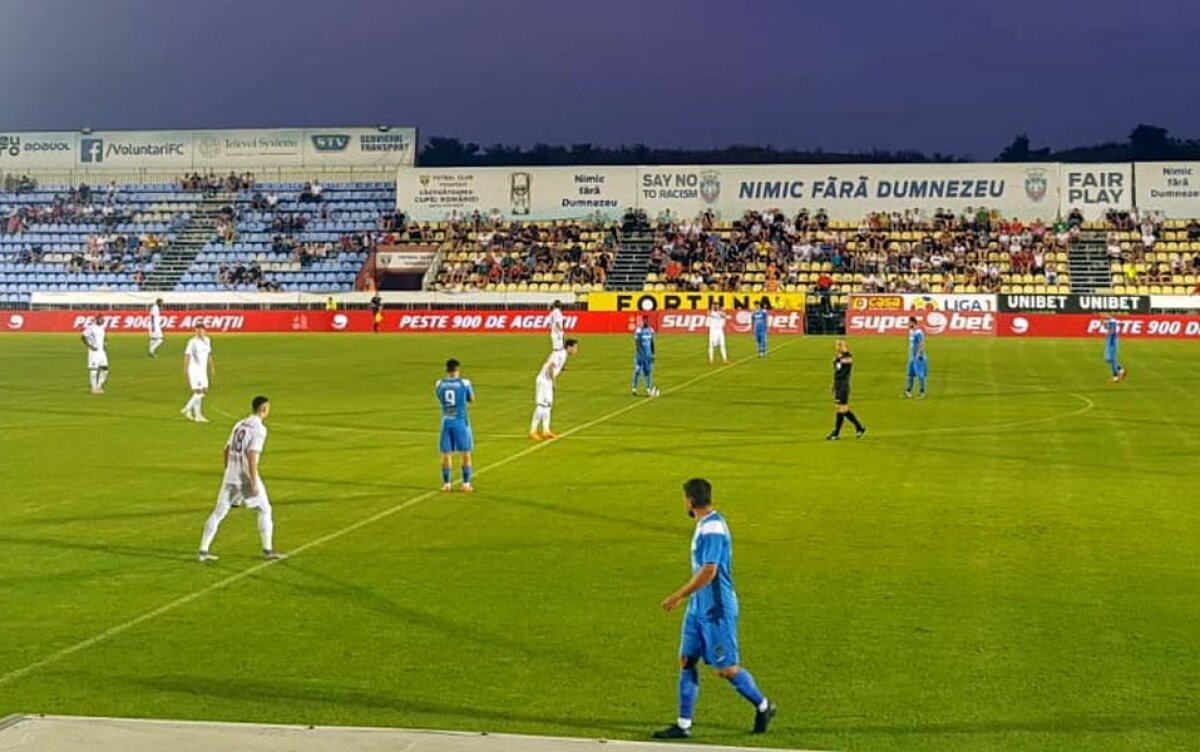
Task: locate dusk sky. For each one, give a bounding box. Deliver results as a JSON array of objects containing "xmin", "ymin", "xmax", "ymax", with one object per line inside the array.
[{"xmin": 1, "ymin": 0, "xmax": 1197, "ymax": 158}]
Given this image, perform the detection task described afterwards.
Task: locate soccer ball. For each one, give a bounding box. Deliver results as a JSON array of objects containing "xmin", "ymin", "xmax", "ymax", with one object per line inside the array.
[{"xmin": 649, "ymin": 387, "xmax": 661, "ymax": 398}]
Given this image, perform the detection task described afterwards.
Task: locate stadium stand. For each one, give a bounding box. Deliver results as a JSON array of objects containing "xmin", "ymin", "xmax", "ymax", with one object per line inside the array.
[
  {"xmin": 0, "ymin": 183, "xmax": 180, "ymax": 304},
  {"xmin": 430, "ymin": 220, "xmax": 618, "ymax": 293}
]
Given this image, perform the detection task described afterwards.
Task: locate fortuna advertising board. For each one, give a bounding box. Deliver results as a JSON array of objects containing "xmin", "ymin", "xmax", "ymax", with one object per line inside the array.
[{"xmin": 587, "ymin": 290, "xmax": 808, "ymax": 312}]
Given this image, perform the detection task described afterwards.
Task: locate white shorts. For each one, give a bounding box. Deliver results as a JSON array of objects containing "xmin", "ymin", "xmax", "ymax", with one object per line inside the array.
[
  {"xmin": 217, "ymin": 479, "xmax": 270, "ymax": 510},
  {"xmin": 709, "ymin": 332, "xmax": 726, "ymax": 347},
  {"xmin": 87, "ymin": 351, "xmax": 109, "ymax": 369},
  {"xmin": 189, "ymin": 368, "xmax": 209, "ymax": 391},
  {"xmin": 535, "ymin": 375, "xmax": 554, "ymax": 407}
]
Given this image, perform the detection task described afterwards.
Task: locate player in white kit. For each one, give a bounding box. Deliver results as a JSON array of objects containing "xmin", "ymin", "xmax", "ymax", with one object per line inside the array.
[
  {"xmin": 80, "ymin": 314, "xmax": 110, "ymax": 394},
  {"xmin": 706, "ymin": 304, "xmax": 729, "ymax": 364},
  {"xmin": 181, "ymin": 324, "xmax": 216, "ymax": 422},
  {"xmin": 198, "ymin": 395, "xmax": 284, "ymax": 562},
  {"xmin": 530, "ymin": 339, "xmax": 579, "ymax": 440},
  {"xmin": 148, "ymin": 298, "xmax": 165, "ymax": 357},
  {"xmin": 548, "ymin": 300, "xmax": 566, "ymax": 351}
]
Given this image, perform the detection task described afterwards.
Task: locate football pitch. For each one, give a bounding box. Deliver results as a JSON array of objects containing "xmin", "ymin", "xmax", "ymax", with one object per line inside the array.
[{"xmin": 0, "ymin": 331, "xmax": 1197, "ymax": 752}]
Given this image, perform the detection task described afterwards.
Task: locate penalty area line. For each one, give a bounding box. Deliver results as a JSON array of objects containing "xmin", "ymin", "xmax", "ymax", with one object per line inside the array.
[{"xmin": 0, "ymin": 340, "xmax": 793, "ymax": 689}]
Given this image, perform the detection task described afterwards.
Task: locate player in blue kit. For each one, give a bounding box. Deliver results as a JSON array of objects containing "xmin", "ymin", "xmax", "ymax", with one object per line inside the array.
[
  {"xmin": 1104, "ymin": 316, "xmax": 1127, "ymax": 382},
  {"xmin": 751, "ymin": 302, "xmax": 769, "ymax": 358},
  {"xmin": 631, "ymin": 316, "xmax": 658, "ymax": 397},
  {"xmin": 654, "ymin": 478, "xmax": 776, "ymax": 739},
  {"xmin": 904, "ymin": 316, "xmax": 928, "ymax": 398},
  {"xmin": 436, "ymin": 358, "xmax": 475, "ymax": 492}
]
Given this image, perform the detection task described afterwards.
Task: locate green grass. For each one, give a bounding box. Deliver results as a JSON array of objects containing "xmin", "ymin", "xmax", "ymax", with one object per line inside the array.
[{"xmin": 0, "ymin": 332, "xmax": 1198, "ymax": 752}]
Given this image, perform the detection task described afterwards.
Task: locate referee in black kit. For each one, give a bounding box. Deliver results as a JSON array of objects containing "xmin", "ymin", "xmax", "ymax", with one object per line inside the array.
[{"xmin": 827, "ymin": 338, "xmax": 866, "ymax": 440}]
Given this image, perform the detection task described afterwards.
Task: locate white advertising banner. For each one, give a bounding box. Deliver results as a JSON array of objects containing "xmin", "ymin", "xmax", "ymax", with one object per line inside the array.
[
  {"xmin": 397, "ymin": 167, "xmax": 634, "ymax": 221},
  {"xmin": 1060, "ymin": 163, "xmax": 1132, "ymax": 219},
  {"xmin": 0, "ymin": 127, "xmax": 416, "ymax": 171},
  {"xmin": 397, "ymin": 163, "xmax": 1062, "ymax": 221},
  {"xmin": 0, "ymin": 130, "xmax": 77, "ymax": 169},
  {"xmin": 1134, "ymin": 162, "xmax": 1200, "ymax": 217},
  {"xmin": 636, "ymin": 163, "xmax": 1060, "ymax": 221}
]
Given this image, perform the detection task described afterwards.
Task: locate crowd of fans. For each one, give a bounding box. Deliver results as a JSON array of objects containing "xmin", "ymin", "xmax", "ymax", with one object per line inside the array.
[
  {"xmin": 434, "ymin": 218, "xmax": 616, "ymax": 289},
  {"xmin": 643, "ymin": 206, "xmax": 1080, "ymax": 294},
  {"xmin": 181, "ymin": 172, "xmax": 255, "ymax": 195},
  {"xmin": 217, "ymin": 261, "xmax": 282, "ymax": 291}
]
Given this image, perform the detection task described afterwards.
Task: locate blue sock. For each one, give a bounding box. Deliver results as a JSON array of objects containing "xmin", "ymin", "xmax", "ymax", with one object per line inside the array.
[
  {"xmin": 631, "ymin": 367, "xmax": 640, "ymax": 391},
  {"xmin": 441, "ymin": 467, "xmax": 451, "ymax": 484},
  {"xmin": 728, "ymin": 669, "xmax": 766, "ymax": 708},
  {"xmin": 1111, "ymin": 361, "xmax": 1121, "ymax": 376},
  {"xmin": 646, "ymin": 370, "xmax": 654, "ymax": 390},
  {"xmin": 462, "ymin": 465, "xmax": 472, "ymax": 484},
  {"xmin": 919, "ymin": 378, "xmax": 926, "ymax": 395},
  {"xmin": 905, "ymin": 375, "xmax": 914, "ymax": 393},
  {"xmin": 678, "ymin": 666, "xmax": 700, "ymax": 723}
]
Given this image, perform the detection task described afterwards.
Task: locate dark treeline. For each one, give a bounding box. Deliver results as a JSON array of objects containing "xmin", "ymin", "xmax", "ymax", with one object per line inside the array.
[{"xmin": 419, "ymin": 124, "xmax": 1199, "ymax": 167}]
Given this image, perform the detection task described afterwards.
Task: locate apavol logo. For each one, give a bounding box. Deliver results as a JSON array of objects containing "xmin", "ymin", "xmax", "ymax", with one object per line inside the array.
[
  {"xmin": 81, "ymin": 138, "xmax": 105, "ymax": 163},
  {"xmin": 311, "ymin": 134, "xmax": 350, "ymax": 152}
]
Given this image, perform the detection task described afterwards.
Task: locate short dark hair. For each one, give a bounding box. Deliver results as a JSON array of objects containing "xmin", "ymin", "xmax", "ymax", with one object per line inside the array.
[
  {"xmin": 909, "ymin": 316, "xmax": 919, "ymax": 325},
  {"xmin": 683, "ymin": 478, "xmax": 712, "ymax": 509},
  {"xmin": 564, "ymin": 338, "xmax": 579, "ymax": 349},
  {"xmin": 252, "ymin": 395, "xmax": 270, "ymax": 413},
  {"xmin": 552, "ymin": 300, "xmax": 562, "ymax": 309},
  {"xmin": 446, "ymin": 358, "xmax": 460, "ymax": 373},
  {"xmin": 642, "ymin": 316, "xmax": 650, "ymax": 326}
]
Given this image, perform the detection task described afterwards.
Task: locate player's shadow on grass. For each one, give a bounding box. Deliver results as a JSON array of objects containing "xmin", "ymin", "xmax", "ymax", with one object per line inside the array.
[
  {"xmin": 483, "ymin": 492, "xmax": 680, "ymax": 537},
  {"xmin": 110, "ymin": 673, "xmax": 726, "ymax": 736},
  {"xmin": 267, "ymin": 564, "xmax": 603, "ymax": 672},
  {"xmin": 0, "ymin": 534, "xmax": 189, "ymax": 563}
]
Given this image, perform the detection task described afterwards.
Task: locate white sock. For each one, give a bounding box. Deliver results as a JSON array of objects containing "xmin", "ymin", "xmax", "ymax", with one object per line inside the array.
[
  {"xmin": 183, "ymin": 395, "xmax": 198, "ymax": 415},
  {"xmin": 542, "ymin": 407, "xmax": 552, "ymax": 433},
  {"xmin": 530, "ymin": 408, "xmax": 542, "ymax": 433},
  {"xmin": 194, "ymin": 394, "xmax": 206, "ymax": 417},
  {"xmin": 757, "ymin": 698, "xmax": 770, "ymax": 711},
  {"xmin": 257, "ymin": 508, "xmax": 274, "ymax": 551},
  {"xmin": 98, "ymin": 370, "xmax": 109, "ymax": 387},
  {"xmin": 89, "ymin": 370, "xmax": 98, "ymax": 390},
  {"xmin": 200, "ymin": 501, "xmax": 230, "ymax": 551},
  {"xmin": 707, "ymin": 343, "xmax": 714, "ymax": 360},
  {"xmin": 720, "ymin": 344, "xmax": 727, "ymax": 360},
  {"xmin": 677, "ymin": 718, "xmax": 692, "ymax": 730},
  {"xmin": 149, "ymin": 340, "xmax": 162, "ymax": 355}
]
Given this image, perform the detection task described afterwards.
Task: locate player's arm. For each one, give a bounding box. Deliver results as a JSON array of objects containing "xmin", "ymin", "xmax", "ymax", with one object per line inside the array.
[
  {"xmin": 662, "ymin": 563, "xmax": 717, "ymax": 612},
  {"xmin": 208, "ymin": 351, "xmax": 216, "ymax": 379},
  {"xmin": 245, "ymin": 449, "xmax": 261, "ymax": 496}
]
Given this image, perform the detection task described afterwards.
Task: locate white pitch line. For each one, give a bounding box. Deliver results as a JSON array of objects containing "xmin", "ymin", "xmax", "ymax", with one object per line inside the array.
[{"xmin": 0, "ymin": 341, "xmax": 794, "ymax": 689}]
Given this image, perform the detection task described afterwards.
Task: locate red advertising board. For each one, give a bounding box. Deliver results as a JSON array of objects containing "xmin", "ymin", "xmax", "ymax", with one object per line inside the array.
[
  {"xmin": 845, "ymin": 309, "xmax": 997, "ymax": 336},
  {"xmin": 999, "ymin": 313, "xmax": 1200, "ymax": 339},
  {"xmin": 1, "ymin": 309, "xmax": 807, "ymax": 335}
]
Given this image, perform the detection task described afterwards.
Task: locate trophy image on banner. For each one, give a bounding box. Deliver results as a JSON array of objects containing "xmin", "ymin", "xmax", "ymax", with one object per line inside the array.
[{"xmin": 510, "ymin": 171, "xmax": 531, "ymax": 215}]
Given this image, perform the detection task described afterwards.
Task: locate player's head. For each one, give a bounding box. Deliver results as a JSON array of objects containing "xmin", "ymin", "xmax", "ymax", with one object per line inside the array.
[
  {"xmin": 564, "ymin": 338, "xmax": 579, "ymax": 355},
  {"xmin": 908, "ymin": 316, "xmax": 919, "ymax": 329},
  {"xmin": 757, "ymin": 300, "xmax": 767, "ymax": 310},
  {"xmin": 155, "ymin": 298, "xmax": 164, "ymax": 306},
  {"xmin": 682, "ymin": 477, "xmax": 713, "ymax": 518},
  {"xmin": 641, "ymin": 316, "xmax": 651, "ymax": 328},
  {"xmin": 195, "ymin": 324, "xmax": 206, "ymax": 335},
  {"xmin": 836, "ymin": 338, "xmax": 848, "ymax": 354},
  {"xmin": 552, "ymin": 300, "xmax": 561, "ymax": 310},
  {"xmin": 709, "ymin": 301, "xmax": 719, "ymax": 310},
  {"xmin": 251, "ymin": 395, "xmax": 270, "ymax": 418},
  {"xmin": 445, "ymin": 358, "xmax": 461, "ymax": 375}
]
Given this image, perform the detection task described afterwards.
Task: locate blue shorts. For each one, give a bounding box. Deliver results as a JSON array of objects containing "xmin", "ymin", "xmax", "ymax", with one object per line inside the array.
[
  {"xmin": 635, "ymin": 358, "xmax": 653, "ymax": 374},
  {"xmin": 755, "ymin": 327, "xmax": 768, "ymax": 342},
  {"xmin": 907, "ymin": 358, "xmax": 928, "ymax": 378},
  {"xmin": 439, "ymin": 421, "xmax": 473, "ymax": 453},
  {"xmin": 679, "ymin": 611, "xmax": 740, "ymax": 669}
]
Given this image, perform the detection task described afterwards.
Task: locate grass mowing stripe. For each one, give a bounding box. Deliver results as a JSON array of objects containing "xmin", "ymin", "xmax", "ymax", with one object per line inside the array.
[{"xmin": 0, "ymin": 341, "xmax": 793, "ymax": 690}]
